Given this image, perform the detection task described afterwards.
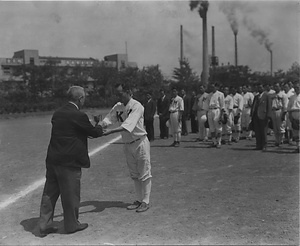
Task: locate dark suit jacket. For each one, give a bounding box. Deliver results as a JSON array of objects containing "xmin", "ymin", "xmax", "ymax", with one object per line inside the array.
[
  {"xmin": 157, "ymin": 96, "xmax": 170, "ymax": 120},
  {"xmin": 182, "ymin": 95, "xmax": 190, "ymax": 117},
  {"xmin": 251, "ymin": 92, "xmax": 269, "ymax": 120},
  {"xmin": 46, "ymin": 103, "xmax": 103, "ymax": 168},
  {"xmin": 144, "ymin": 99, "xmax": 157, "ymax": 121}
]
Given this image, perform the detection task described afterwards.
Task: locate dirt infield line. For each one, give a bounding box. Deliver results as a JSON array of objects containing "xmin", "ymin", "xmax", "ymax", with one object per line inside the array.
[{"xmin": 0, "ymin": 135, "xmax": 121, "ymax": 211}]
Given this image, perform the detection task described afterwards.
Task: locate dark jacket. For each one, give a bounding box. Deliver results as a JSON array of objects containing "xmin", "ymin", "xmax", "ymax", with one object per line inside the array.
[
  {"xmin": 46, "ymin": 103, "xmax": 103, "ymax": 168},
  {"xmin": 251, "ymin": 92, "xmax": 270, "ymax": 120},
  {"xmin": 157, "ymin": 96, "xmax": 170, "ymax": 120},
  {"xmin": 144, "ymin": 98, "xmax": 157, "ymax": 121}
]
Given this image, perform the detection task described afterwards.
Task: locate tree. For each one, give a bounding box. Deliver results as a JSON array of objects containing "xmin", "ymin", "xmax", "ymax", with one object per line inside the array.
[{"xmin": 172, "ymin": 58, "xmax": 200, "ymax": 92}]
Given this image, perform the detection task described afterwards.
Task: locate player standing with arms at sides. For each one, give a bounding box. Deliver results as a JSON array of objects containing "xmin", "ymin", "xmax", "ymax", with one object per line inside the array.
[
  {"xmin": 222, "ymin": 86, "xmax": 234, "ymax": 145},
  {"xmin": 231, "ymin": 87, "xmax": 244, "ymax": 143},
  {"xmin": 269, "ymin": 82, "xmax": 288, "ymax": 147},
  {"xmin": 287, "ymin": 81, "xmax": 300, "ymax": 153},
  {"xmin": 99, "ymin": 84, "xmax": 152, "ymax": 212},
  {"xmin": 169, "ymin": 87, "xmax": 184, "ymax": 147},
  {"xmin": 242, "ymin": 85, "xmax": 254, "ymax": 140},
  {"xmin": 206, "ymin": 83, "xmax": 225, "ymax": 148}
]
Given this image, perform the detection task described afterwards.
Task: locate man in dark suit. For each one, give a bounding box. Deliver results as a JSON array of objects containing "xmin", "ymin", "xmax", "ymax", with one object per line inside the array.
[
  {"xmin": 250, "ymin": 83, "xmax": 270, "ymax": 151},
  {"xmin": 144, "ymin": 92, "xmax": 156, "ymax": 141},
  {"xmin": 38, "ymin": 86, "xmax": 103, "ymax": 236},
  {"xmin": 157, "ymin": 89, "xmax": 170, "ymax": 139}
]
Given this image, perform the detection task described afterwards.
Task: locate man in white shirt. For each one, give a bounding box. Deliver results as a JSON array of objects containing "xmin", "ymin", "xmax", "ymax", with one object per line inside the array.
[
  {"xmin": 287, "ymin": 81, "xmax": 300, "ymax": 153},
  {"xmin": 100, "ymin": 84, "xmax": 152, "ymax": 212},
  {"xmin": 231, "ymin": 87, "xmax": 244, "ymax": 142},
  {"xmin": 206, "ymin": 83, "xmax": 225, "ymax": 148},
  {"xmin": 242, "ymin": 85, "xmax": 254, "ymax": 140},
  {"xmin": 169, "ymin": 87, "xmax": 184, "ymax": 147},
  {"xmin": 283, "ymin": 82, "xmax": 295, "ymax": 143}
]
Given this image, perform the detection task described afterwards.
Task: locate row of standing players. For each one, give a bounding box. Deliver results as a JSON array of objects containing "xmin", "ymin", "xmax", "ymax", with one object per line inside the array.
[{"xmin": 143, "ymin": 81, "xmax": 300, "ymax": 152}]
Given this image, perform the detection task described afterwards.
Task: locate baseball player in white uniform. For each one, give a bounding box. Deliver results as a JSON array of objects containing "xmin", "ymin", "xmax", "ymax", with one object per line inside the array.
[
  {"xmin": 231, "ymin": 87, "xmax": 244, "ymax": 142},
  {"xmin": 192, "ymin": 85, "xmax": 209, "ymax": 142},
  {"xmin": 222, "ymin": 87, "xmax": 234, "ymax": 144},
  {"xmin": 169, "ymin": 88, "xmax": 184, "ymax": 147},
  {"xmin": 241, "ymin": 85, "xmax": 254, "ymax": 139},
  {"xmin": 269, "ymin": 82, "xmax": 288, "ymax": 146},
  {"xmin": 283, "ymin": 82, "xmax": 295, "ymax": 144},
  {"xmin": 100, "ymin": 84, "xmax": 152, "ymax": 212},
  {"xmin": 206, "ymin": 83, "xmax": 225, "ymax": 148},
  {"xmin": 287, "ymin": 82, "xmax": 300, "ymax": 153}
]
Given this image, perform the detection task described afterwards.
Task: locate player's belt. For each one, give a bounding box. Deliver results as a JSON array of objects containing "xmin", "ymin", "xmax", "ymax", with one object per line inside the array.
[
  {"xmin": 126, "ymin": 138, "xmax": 141, "ymax": 144},
  {"xmin": 209, "ymin": 107, "xmax": 219, "ymax": 110},
  {"xmin": 233, "ymin": 105, "xmax": 239, "ymax": 108},
  {"xmin": 169, "ymin": 110, "xmax": 178, "ymax": 113},
  {"xmin": 272, "ymin": 107, "xmax": 282, "ymax": 111}
]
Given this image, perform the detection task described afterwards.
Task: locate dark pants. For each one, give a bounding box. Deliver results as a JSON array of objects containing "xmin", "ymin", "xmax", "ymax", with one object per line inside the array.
[
  {"xmin": 253, "ymin": 115, "xmax": 268, "ymax": 149},
  {"xmin": 159, "ymin": 116, "xmax": 169, "ymax": 139},
  {"xmin": 182, "ymin": 114, "xmax": 188, "ymax": 135},
  {"xmin": 39, "ymin": 164, "xmax": 82, "ymax": 233},
  {"xmin": 145, "ymin": 119, "xmax": 154, "ymax": 141},
  {"xmin": 190, "ymin": 113, "xmax": 198, "ymax": 133}
]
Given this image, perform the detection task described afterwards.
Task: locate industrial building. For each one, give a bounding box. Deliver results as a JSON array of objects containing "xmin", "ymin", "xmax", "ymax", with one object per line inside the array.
[{"xmin": 0, "ymin": 49, "xmax": 137, "ymax": 82}]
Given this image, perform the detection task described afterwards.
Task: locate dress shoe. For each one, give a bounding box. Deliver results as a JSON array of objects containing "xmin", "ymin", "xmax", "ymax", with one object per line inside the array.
[
  {"xmin": 127, "ymin": 200, "xmax": 142, "ymax": 210},
  {"xmin": 67, "ymin": 223, "xmax": 88, "ymax": 234},
  {"xmin": 136, "ymin": 202, "xmax": 149, "ymax": 213},
  {"xmin": 40, "ymin": 226, "xmax": 58, "ymax": 237}
]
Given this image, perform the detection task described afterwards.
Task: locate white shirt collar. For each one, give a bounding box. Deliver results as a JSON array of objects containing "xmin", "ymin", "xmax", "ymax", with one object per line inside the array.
[{"xmin": 69, "ymin": 101, "xmax": 79, "ymax": 110}]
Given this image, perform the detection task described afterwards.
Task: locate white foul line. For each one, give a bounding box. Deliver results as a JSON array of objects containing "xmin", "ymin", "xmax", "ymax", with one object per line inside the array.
[{"xmin": 0, "ymin": 135, "xmax": 122, "ymax": 211}]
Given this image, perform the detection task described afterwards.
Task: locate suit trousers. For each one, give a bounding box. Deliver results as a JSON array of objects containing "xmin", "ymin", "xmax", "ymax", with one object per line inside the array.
[
  {"xmin": 253, "ymin": 115, "xmax": 268, "ymax": 149},
  {"xmin": 181, "ymin": 114, "xmax": 188, "ymax": 135},
  {"xmin": 159, "ymin": 116, "xmax": 169, "ymax": 138},
  {"xmin": 190, "ymin": 113, "xmax": 198, "ymax": 133},
  {"xmin": 145, "ymin": 119, "xmax": 154, "ymax": 141},
  {"xmin": 39, "ymin": 164, "xmax": 82, "ymax": 233}
]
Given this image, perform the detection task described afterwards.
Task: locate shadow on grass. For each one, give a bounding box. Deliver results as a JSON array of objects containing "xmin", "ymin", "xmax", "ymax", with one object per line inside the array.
[{"xmin": 20, "ymin": 200, "xmax": 129, "ymax": 238}]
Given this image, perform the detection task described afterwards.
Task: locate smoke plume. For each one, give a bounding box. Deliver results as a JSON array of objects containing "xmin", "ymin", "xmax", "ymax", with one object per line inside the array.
[
  {"xmin": 218, "ymin": 2, "xmax": 273, "ymax": 52},
  {"xmin": 243, "ymin": 16, "xmax": 273, "ymax": 52},
  {"xmin": 218, "ymin": 1, "xmax": 239, "ymax": 35}
]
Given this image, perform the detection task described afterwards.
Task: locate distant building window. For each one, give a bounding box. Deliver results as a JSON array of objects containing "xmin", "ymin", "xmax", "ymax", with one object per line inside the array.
[
  {"xmin": 7, "ymin": 59, "xmax": 11, "ymax": 63},
  {"xmin": 30, "ymin": 58, "xmax": 34, "ymax": 65},
  {"xmin": 121, "ymin": 60, "xmax": 126, "ymax": 68},
  {"xmin": 3, "ymin": 67, "xmax": 10, "ymax": 74}
]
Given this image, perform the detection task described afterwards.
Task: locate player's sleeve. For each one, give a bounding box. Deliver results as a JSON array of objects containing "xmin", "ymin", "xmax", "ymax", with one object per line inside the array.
[
  {"xmin": 101, "ymin": 103, "xmax": 122, "ymax": 127},
  {"xmin": 219, "ymin": 93, "xmax": 225, "ymax": 110},
  {"xmin": 229, "ymin": 97, "xmax": 234, "ymax": 110},
  {"xmin": 179, "ymin": 98, "xmax": 184, "ymax": 111},
  {"xmin": 238, "ymin": 95, "xmax": 244, "ymax": 112},
  {"xmin": 282, "ymin": 94, "xmax": 288, "ymax": 112},
  {"xmin": 121, "ymin": 103, "xmax": 144, "ymax": 133},
  {"xmin": 287, "ymin": 96, "xmax": 293, "ymax": 111}
]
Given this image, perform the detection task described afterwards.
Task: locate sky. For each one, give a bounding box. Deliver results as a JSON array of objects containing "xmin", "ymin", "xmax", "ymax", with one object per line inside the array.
[{"xmin": 0, "ymin": 0, "xmax": 299, "ymax": 78}]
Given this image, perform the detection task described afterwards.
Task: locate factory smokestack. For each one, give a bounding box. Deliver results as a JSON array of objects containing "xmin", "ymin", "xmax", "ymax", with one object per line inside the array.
[
  {"xmin": 180, "ymin": 25, "xmax": 183, "ymax": 64},
  {"xmin": 212, "ymin": 26, "xmax": 215, "ymax": 57},
  {"xmin": 234, "ymin": 33, "xmax": 238, "ymax": 67},
  {"xmin": 270, "ymin": 50, "xmax": 273, "ymax": 76}
]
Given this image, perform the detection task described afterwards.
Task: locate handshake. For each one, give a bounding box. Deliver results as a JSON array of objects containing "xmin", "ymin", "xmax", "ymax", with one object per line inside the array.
[{"xmin": 92, "ymin": 114, "xmax": 111, "ymax": 136}]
